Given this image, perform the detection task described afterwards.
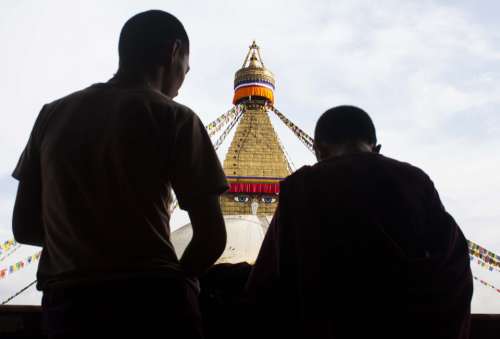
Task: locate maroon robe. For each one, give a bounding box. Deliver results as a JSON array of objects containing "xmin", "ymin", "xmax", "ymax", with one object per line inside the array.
[{"xmin": 247, "ymin": 153, "xmax": 472, "ymax": 339}]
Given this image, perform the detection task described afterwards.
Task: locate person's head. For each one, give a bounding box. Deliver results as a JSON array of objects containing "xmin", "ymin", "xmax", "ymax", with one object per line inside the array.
[
  {"xmin": 313, "ymin": 105, "xmax": 380, "ymax": 161},
  {"xmin": 117, "ymin": 10, "xmax": 190, "ymax": 97}
]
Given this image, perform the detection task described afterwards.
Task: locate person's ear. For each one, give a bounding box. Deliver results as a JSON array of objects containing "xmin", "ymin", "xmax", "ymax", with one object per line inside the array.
[
  {"xmin": 313, "ymin": 142, "xmax": 322, "ymax": 161},
  {"xmin": 373, "ymin": 144, "xmax": 382, "ymax": 154},
  {"xmin": 170, "ymin": 39, "xmax": 183, "ymax": 64}
]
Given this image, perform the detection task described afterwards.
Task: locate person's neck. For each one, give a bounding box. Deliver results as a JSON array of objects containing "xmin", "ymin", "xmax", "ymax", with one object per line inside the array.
[
  {"xmin": 110, "ymin": 68, "xmax": 165, "ymax": 94},
  {"xmin": 321, "ymin": 143, "xmax": 373, "ymax": 160}
]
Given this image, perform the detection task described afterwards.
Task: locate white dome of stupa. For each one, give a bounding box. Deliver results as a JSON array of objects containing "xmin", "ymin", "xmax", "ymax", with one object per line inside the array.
[{"xmin": 171, "ymin": 215, "xmax": 272, "ymax": 264}]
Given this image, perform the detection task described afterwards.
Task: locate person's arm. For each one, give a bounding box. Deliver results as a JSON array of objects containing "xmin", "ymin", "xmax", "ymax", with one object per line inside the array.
[
  {"xmin": 12, "ymin": 175, "xmax": 44, "ymax": 247},
  {"xmin": 169, "ymin": 109, "xmax": 229, "ymax": 277},
  {"xmin": 180, "ymin": 196, "xmax": 226, "ymax": 277},
  {"xmin": 12, "ymin": 106, "xmax": 47, "ymax": 247},
  {"xmin": 245, "ymin": 210, "xmax": 280, "ymax": 298}
]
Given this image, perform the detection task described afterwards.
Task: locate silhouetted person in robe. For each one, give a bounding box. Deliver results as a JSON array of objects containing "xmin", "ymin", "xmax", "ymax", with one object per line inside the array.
[
  {"xmin": 12, "ymin": 10, "xmax": 227, "ymax": 339},
  {"xmin": 246, "ymin": 105, "xmax": 473, "ymax": 339}
]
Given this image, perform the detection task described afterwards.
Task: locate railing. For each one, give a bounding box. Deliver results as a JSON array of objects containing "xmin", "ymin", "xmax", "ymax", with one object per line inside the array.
[{"xmin": 0, "ymin": 305, "xmax": 498, "ymax": 339}]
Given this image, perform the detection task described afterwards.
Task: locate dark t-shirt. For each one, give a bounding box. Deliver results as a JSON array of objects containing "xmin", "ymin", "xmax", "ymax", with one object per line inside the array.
[
  {"xmin": 13, "ymin": 82, "xmax": 228, "ymax": 290},
  {"xmin": 247, "ymin": 153, "xmax": 472, "ymax": 339}
]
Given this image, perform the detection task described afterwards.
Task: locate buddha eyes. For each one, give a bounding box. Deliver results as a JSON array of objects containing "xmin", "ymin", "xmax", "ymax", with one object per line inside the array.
[
  {"xmin": 234, "ymin": 195, "xmax": 249, "ymax": 203},
  {"xmin": 233, "ymin": 195, "xmax": 277, "ymax": 204},
  {"xmin": 261, "ymin": 196, "xmax": 276, "ymax": 204}
]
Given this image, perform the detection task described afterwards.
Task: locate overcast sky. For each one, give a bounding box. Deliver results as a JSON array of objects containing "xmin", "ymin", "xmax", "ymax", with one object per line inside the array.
[{"xmin": 0, "ymin": 0, "xmax": 499, "ymax": 312}]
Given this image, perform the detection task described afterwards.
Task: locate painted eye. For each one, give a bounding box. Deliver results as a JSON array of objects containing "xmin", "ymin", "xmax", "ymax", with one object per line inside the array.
[
  {"xmin": 234, "ymin": 195, "xmax": 249, "ymax": 203},
  {"xmin": 261, "ymin": 196, "xmax": 277, "ymax": 204}
]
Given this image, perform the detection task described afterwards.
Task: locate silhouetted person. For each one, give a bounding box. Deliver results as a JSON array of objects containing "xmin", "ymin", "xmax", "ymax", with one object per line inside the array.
[
  {"xmin": 12, "ymin": 10, "xmax": 227, "ymax": 339},
  {"xmin": 246, "ymin": 106, "xmax": 473, "ymax": 339}
]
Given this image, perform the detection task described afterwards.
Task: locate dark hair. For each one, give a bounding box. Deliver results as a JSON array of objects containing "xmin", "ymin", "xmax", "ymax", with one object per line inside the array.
[
  {"xmin": 314, "ymin": 105, "xmax": 377, "ymax": 145},
  {"xmin": 118, "ymin": 10, "xmax": 189, "ymax": 71}
]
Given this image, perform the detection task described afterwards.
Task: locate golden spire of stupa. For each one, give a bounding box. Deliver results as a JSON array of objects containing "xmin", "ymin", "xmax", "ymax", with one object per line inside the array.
[
  {"xmin": 233, "ymin": 41, "xmax": 276, "ymax": 105},
  {"xmin": 220, "ymin": 41, "xmax": 290, "ymax": 216}
]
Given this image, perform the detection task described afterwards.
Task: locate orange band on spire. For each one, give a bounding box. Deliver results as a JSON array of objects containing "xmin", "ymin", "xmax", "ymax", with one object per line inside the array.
[{"xmin": 233, "ymin": 86, "xmax": 274, "ymax": 104}]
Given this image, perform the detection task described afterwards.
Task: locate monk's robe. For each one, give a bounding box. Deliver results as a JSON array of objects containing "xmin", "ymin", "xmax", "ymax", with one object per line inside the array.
[{"xmin": 247, "ymin": 152, "xmax": 472, "ymax": 339}]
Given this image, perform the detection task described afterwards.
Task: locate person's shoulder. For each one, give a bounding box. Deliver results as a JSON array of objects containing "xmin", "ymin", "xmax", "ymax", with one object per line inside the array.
[
  {"xmin": 42, "ymin": 84, "xmax": 202, "ymax": 129},
  {"xmin": 42, "ymin": 85, "xmax": 95, "ymax": 108},
  {"xmin": 377, "ymin": 154, "xmax": 432, "ymax": 182},
  {"xmin": 136, "ymin": 90, "xmax": 199, "ymax": 125},
  {"xmin": 306, "ymin": 153, "xmax": 431, "ymax": 182},
  {"xmin": 381, "ymin": 154, "xmax": 427, "ymax": 173},
  {"xmin": 41, "ymin": 83, "xmax": 124, "ymax": 112},
  {"xmin": 33, "ymin": 86, "xmax": 100, "ymax": 121},
  {"xmin": 281, "ymin": 165, "xmax": 314, "ymax": 190},
  {"xmin": 165, "ymin": 100, "xmax": 198, "ymax": 122}
]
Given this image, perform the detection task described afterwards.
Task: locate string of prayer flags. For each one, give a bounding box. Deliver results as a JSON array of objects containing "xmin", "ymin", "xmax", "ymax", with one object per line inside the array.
[
  {"xmin": 0, "ymin": 239, "xmax": 17, "ymax": 256},
  {"xmin": 468, "ymin": 240, "xmax": 500, "ymax": 263},
  {"xmin": 0, "ymin": 251, "xmax": 41, "ymax": 280},
  {"xmin": 473, "ymin": 276, "xmax": 500, "ymax": 294}
]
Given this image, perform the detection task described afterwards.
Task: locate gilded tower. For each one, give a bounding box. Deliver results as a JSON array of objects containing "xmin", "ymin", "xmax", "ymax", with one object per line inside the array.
[
  {"xmin": 220, "ymin": 41, "xmax": 291, "ymax": 216},
  {"xmin": 172, "ymin": 41, "xmax": 293, "ymax": 264}
]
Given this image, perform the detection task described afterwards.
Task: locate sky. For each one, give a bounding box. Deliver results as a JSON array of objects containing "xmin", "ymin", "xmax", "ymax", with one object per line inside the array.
[{"xmin": 0, "ymin": 0, "xmax": 499, "ymax": 312}]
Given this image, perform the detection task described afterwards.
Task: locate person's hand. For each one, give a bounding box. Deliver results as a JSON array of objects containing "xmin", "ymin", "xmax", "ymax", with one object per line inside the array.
[{"xmin": 185, "ymin": 276, "xmax": 201, "ymax": 295}]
